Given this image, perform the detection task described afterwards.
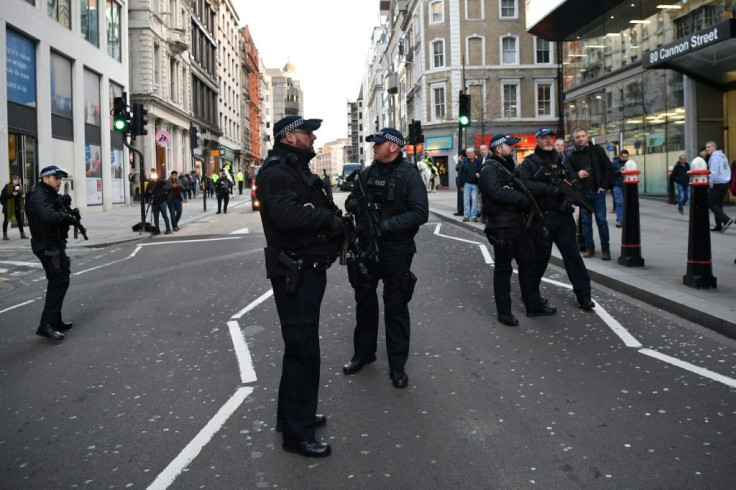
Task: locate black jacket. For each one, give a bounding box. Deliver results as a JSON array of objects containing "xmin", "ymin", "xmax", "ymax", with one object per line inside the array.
[
  {"xmin": 215, "ymin": 177, "xmax": 232, "ymax": 196},
  {"xmin": 671, "ymin": 162, "xmax": 690, "ymax": 186},
  {"xmin": 568, "ymin": 144, "xmax": 614, "ymax": 191},
  {"xmin": 519, "ymin": 146, "xmax": 575, "ymax": 215},
  {"xmin": 25, "ymin": 181, "xmax": 73, "ymax": 253},
  {"xmin": 256, "ymin": 142, "xmax": 341, "ymax": 258},
  {"xmin": 346, "ymin": 156, "xmax": 429, "ymax": 254},
  {"xmin": 479, "ymin": 154, "xmax": 527, "ymax": 228}
]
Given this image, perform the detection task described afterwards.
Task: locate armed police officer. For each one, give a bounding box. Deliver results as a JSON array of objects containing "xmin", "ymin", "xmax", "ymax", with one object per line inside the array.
[
  {"xmin": 25, "ymin": 166, "xmax": 78, "ymax": 340},
  {"xmin": 342, "ymin": 127, "xmax": 428, "ymax": 388},
  {"xmin": 480, "ymin": 134, "xmax": 557, "ymax": 327},
  {"xmin": 256, "ymin": 115, "xmax": 344, "ymax": 458},
  {"xmin": 519, "ymin": 128, "xmax": 595, "ymax": 311}
]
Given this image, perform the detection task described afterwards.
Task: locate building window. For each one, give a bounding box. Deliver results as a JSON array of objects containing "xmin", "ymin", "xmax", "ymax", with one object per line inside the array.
[
  {"xmin": 432, "ymin": 40, "xmax": 445, "ymax": 68},
  {"xmin": 432, "ymin": 86, "xmax": 446, "ymax": 120},
  {"xmin": 154, "ymin": 43, "xmax": 161, "ymax": 89},
  {"xmin": 536, "ymin": 38, "xmax": 551, "ymax": 64},
  {"xmin": 47, "ymin": 0, "xmax": 71, "ymax": 29},
  {"xmin": 170, "ymin": 58, "xmax": 178, "ymax": 102},
  {"xmin": 501, "ymin": 36, "xmax": 518, "ymax": 65},
  {"xmin": 536, "ymin": 81, "xmax": 553, "ymax": 117},
  {"xmin": 500, "ymin": 0, "xmax": 517, "ymax": 19},
  {"xmin": 467, "ymin": 36, "xmax": 484, "ymax": 65},
  {"xmin": 502, "ymin": 82, "xmax": 519, "ymax": 118},
  {"xmin": 6, "ymin": 30, "xmax": 37, "ymax": 108},
  {"xmin": 466, "ymin": 0, "xmax": 483, "ymax": 20},
  {"xmin": 430, "ymin": 1, "xmax": 444, "ymax": 24},
  {"xmin": 81, "ymin": 0, "xmax": 99, "ymax": 46},
  {"xmin": 50, "ymin": 52, "xmax": 73, "ymax": 119},
  {"xmin": 106, "ymin": 0, "xmax": 122, "ymax": 61}
]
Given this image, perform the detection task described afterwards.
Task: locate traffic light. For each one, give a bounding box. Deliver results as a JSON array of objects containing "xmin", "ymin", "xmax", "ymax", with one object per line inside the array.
[
  {"xmin": 409, "ymin": 120, "xmax": 424, "ymax": 144},
  {"xmin": 190, "ymin": 126, "xmax": 199, "ymax": 149},
  {"xmin": 132, "ymin": 103, "xmax": 149, "ymax": 136},
  {"xmin": 111, "ymin": 96, "xmax": 131, "ymax": 133},
  {"xmin": 458, "ymin": 93, "xmax": 471, "ymax": 127}
]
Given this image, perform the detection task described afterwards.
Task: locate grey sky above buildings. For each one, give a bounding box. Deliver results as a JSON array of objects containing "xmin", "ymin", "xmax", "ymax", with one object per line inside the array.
[{"xmin": 234, "ymin": 1, "xmax": 382, "ymax": 149}]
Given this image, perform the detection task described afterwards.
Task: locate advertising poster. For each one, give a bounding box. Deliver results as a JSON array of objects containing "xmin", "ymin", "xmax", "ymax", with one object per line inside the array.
[
  {"xmin": 6, "ymin": 30, "xmax": 36, "ymax": 107},
  {"xmin": 111, "ymin": 148, "xmax": 125, "ymax": 203},
  {"xmin": 85, "ymin": 143, "xmax": 103, "ymax": 205}
]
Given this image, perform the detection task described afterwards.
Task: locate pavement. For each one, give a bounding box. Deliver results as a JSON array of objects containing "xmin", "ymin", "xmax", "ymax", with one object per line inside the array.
[{"xmin": 2, "ymin": 187, "xmax": 734, "ymax": 338}]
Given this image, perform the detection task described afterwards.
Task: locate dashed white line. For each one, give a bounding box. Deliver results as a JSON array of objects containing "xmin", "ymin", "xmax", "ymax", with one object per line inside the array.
[
  {"xmin": 433, "ymin": 223, "xmax": 483, "ymax": 244},
  {"xmin": 639, "ymin": 348, "xmax": 736, "ymax": 388},
  {"xmin": 479, "ymin": 244, "xmax": 493, "ymax": 265},
  {"xmin": 0, "ymin": 298, "xmax": 38, "ymax": 315}
]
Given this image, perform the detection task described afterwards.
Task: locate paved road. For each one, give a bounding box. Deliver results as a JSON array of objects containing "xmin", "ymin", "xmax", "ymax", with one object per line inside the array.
[{"xmin": 1, "ymin": 197, "xmax": 735, "ymax": 488}]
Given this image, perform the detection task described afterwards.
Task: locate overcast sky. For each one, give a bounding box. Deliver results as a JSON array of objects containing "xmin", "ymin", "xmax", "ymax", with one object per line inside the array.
[{"xmin": 231, "ymin": 1, "xmax": 383, "ymax": 149}]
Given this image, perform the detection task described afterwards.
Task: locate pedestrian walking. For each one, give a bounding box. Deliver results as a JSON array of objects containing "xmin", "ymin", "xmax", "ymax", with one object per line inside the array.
[
  {"xmin": 25, "ymin": 166, "xmax": 77, "ymax": 340},
  {"xmin": 454, "ymin": 149, "xmax": 466, "ymax": 216},
  {"xmin": 479, "ymin": 134, "xmax": 556, "ymax": 326},
  {"xmin": 1, "ymin": 175, "xmax": 28, "ymax": 240},
  {"xmin": 568, "ymin": 128, "xmax": 614, "ymax": 260},
  {"xmin": 519, "ymin": 128, "xmax": 595, "ymax": 311},
  {"xmin": 342, "ymin": 127, "xmax": 429, "ymax": 388},
  {"xmin": 704, "ymin": 141, "xmax": 733, "ymax": 232},
  {"xmin": 611, "ymin": 150, "xmax": 629, "ymax": 226},
  {"xmin": 671, "ymin": 155, "xmax": 690, "ymax": 215},
  {"xmin": 256, "ymin": 115, "xmax": 344, "ymax": 458},
  {"xmin": 166, "ymin": 171, "xmax": 184, "ymax": 231}
]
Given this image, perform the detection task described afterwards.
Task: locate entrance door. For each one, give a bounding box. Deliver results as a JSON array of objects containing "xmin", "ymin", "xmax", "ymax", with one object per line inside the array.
[
  {"xmin": 434, "ymin": 156, "xmax": 449, "ymax": 188},
  {"xmin": 8, "ymin": 133, "xmax": 38, "ymax": 193}
]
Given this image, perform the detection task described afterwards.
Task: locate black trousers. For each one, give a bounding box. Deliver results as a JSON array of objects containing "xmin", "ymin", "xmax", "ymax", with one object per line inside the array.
[
  {"xmin": 353, "ymin": 253, "xmax": 413, "ymax": 371},
  {"xmin": 237, "ymin": 181, "xmax": 243, "ymax": 195},
  {"xmin": 456, "ymin": 188, "xmax": 463, "ymax": 213},
  {"xmin": 708, "ymin": 183, "xmax": 731, "ymax": 227},
  {"xmin": 486, "ymin": 226, "xmax": 544, "ymax": 314},
  {"xmin": 532, "ymin": 213, "xmax": 591, "ymax": 302},
  {"xmin": 271, "ymin": 267, "xmax": 326, "ymax": 442},
  {"xmin": 34, "ymin": 245, "xmax": 70, "ymax": 327},
  {"xmin": 217, "ymin": 193, "xmax": 229, "ymax": 212},
  {"xmin": 3, "ymin": 211, "xmax": 24, "ymax": 233}
]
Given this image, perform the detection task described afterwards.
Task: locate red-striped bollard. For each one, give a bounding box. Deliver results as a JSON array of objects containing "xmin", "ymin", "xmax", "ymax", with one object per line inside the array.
[
  {"xmin": 618, "ymin": 161, "xmax": 645, "ymax": 267},
  {"xmin": 683, "ymin": 157, "xmax": 717, "ymax": 288}
]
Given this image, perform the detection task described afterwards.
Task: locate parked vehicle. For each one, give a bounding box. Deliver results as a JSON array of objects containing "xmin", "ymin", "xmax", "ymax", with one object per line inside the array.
[
  {"xmin": 338, "ymin": 163, "xmax": 361, "ymax": 191},
  {"xmin": 251, "ymin": 165, "xmax": 261, "ymax": 210}
]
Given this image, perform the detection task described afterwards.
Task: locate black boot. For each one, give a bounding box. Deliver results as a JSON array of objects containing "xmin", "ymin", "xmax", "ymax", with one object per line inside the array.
[{"xmin": 36, "ymin": 324, "xmax": 64, "ymax": 340}]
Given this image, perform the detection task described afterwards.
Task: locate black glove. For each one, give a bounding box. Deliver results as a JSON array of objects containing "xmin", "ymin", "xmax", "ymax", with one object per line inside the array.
[
  {"xmin": 345, "ymin": 197, "xmax": 360, "ymax": 214},
  {"xmin": 63, "ymin": 214, "xmax": 77, "ymax": 226},
  {"xmin": 329, "ymin": 215, "xmax": 346, "ymax": 239}
]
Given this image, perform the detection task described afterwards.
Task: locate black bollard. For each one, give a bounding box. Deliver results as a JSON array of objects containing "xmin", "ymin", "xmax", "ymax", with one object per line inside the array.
[
  {"xmin": 683, "ymin": 158, "xmax": 717, "ymax": 288},
  {"xmin": 618, "ymin": 162, "xmax": 645, "ymax": 267}
]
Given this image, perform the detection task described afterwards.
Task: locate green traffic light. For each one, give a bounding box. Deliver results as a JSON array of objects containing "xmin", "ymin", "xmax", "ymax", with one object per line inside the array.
[
  {"xmin": 458, "ymin": 115, "xmax": 470, "ymax": 127},
  {"xmin": 113, "ymin": 118, "xmax": 129, "ymax": 133}
]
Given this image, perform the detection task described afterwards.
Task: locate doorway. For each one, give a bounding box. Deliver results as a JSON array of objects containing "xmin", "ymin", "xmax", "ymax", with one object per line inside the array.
[{"xmin": 8, "ymin": 133, "xmax": 38, "ymax": 193}]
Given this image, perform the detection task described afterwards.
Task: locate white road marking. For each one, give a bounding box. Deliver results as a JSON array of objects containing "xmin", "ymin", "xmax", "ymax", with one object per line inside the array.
[
  {"xmin": 639, "ymin": 348, "xmax": 736, "ymax": 389},
  {"xmin": 146, "ymin": 386, "xmax": 253, "ymax": 490},
  {"xmin": 0, "ymin": 298, "xmax": 38, "ymax": 315},
  {"xmin": 479, "ymin": 244, "xmax": 493, "ymax": 265},
  {"xmin": 433, "ymin": 223, "xmax": 482, "ymax": 245},
  {"xmin": 230, "ymin": 227, "xmax": 250, "ymax": 234},
  {"xmin": 76, "ymin": 237, "xmax": 244, "ymax": 274},
  {"xmin": 0, "ymin": 260, "xmax": 43, "ymax": 268},
  {"xmin": 594, "ymin": 304, "xmax": 643, "ymax": 348},
  {"xmin": 431, "ymin": 219, "xmax": 735, "ymax": 389},
  {"xmin": 231, "ymin": 289, "xmax": 273, "ymax": 319},
  {"xmin": 227, "ymin": 320, "xmax": 257, "ymax": 384}
]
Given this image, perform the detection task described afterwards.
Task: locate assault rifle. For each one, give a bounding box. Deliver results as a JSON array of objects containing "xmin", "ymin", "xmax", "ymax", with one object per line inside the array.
[
  {"xmin": 322, "ymin": 169, "xmax": 333, "ymax": 202},
  {"xmin": 533, "ymin": 162, "xmax": 594, "ymax": 215},
  {"xmin": 488, "ymin": 160, "xmax": 546, "ymax": 230},
  {"xmin": 339, "ymin": 169, "xmax": 381, "ymax": 268},
  {"xmin": 60, "ymin": 194, "xmax": 89, "ymax": 240}
]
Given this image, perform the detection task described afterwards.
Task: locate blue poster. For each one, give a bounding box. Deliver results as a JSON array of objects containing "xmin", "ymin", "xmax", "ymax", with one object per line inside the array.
[{"xmin": 6, "ymin": 30, "xmax": 36, "ymax": 107}]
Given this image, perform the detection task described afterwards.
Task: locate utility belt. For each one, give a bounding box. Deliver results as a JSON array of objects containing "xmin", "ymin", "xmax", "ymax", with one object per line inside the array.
[{"xmin": 265, "ymin": 247, "xmax": 336, "ymax": 293}]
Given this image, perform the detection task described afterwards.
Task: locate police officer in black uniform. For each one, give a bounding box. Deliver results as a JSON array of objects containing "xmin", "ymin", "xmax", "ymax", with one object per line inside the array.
[
  {"xmin": 519, "ymin": 128, "xmax": 595, "ymax": 311},
  {"xmin": 256, "ymin": 115, "xmax": 344, "ymax": 458},
  {"xmin": 342, "ymin": 127, "xmax": 429, "ymax": 388},
  {"xmin": 25, "ymin": 166, "xmax": 78, "ymax": 340},
  {"xmin": 480, "ymin": 134, "xmax": 557, "ymax": 327},
  {"xmin": 215, "ymin": 169, "xmax": 232, "ymax": 214}
]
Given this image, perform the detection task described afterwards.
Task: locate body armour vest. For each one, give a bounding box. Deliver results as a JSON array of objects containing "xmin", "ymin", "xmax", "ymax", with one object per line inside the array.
[{"xmin": 364, "ymin": 161, "xmax": 416, "ymax": 241}]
